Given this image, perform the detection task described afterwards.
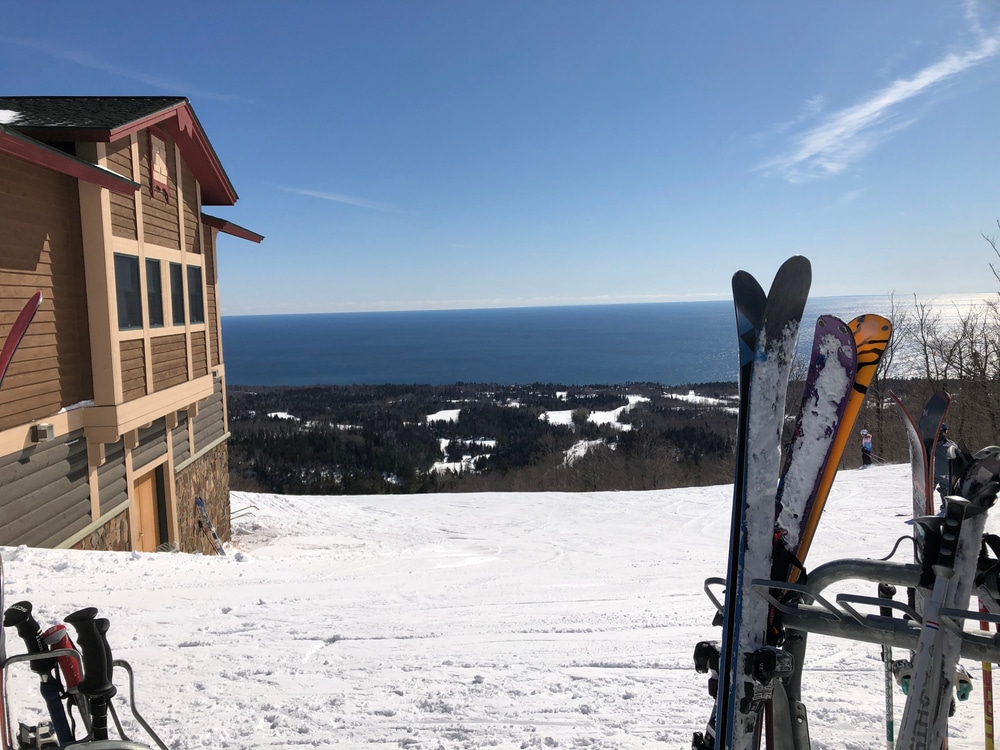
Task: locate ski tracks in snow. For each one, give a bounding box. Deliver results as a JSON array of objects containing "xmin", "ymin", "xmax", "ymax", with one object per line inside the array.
[{"xmin": 5, "ymin": 466, "xmax": 1000, "ymax": 747}]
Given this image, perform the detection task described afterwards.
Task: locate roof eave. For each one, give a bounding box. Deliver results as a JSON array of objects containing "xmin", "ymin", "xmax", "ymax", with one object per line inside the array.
[
  {"xmin": 12, "ymin": 100, "xmax": 239, "ymax": 206},
  {"xmin": 202, "ymin": 213, "xmax": 264, "ymax": 244},
  {"xmin": 0, "ymin": 126, "xmax": 139, "ymax": 196}
]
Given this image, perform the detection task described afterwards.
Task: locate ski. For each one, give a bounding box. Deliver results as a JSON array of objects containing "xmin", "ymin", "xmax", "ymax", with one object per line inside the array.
[
  {"xmin": 713, "ymin": 256, "xmax": 810, "ymax": 750},
  {"xmin": 790, "ymin": 313, "xmax": 891, "ymax": 571},
  {"xmin": 918, "ymin": 392, "xmax": 951, "ymax": 514},
  {"xmin": 772, "ymin": 314, "xmax": 857, "ymax": 578},
  {"xmin": 195, "ymin": 497, "xmax": 226, "ymax": 556},
  {"xmin": 896, "ymin": 447, "xmax": 1000, "ymax": 749},
  {"xmin": 694, "ymin": 269, "xmax": 767, "ymax": 750},
  {"xmin": 892, "ymin": 391, "xmax": 950, "ymax": 568},
  {"xmin": 0, "ymin": 291, "xmax": 42, "ymax": 389}
]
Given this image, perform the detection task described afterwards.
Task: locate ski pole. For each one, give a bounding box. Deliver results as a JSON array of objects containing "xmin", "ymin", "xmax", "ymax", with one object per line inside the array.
[
  {"xmin": 2, "ymin": 601, "xmax": 74, "ymax": 744},
  {"xmin": 64, "ymin": 607, "xmax": 116, "ymax": 741},
  {"xmin": 982, "ymin": 600, "xmax": 996, "ymax": 750},
  {"xmin": 878, "ymin": 582, "xmax": 896, "ymax": 750}
]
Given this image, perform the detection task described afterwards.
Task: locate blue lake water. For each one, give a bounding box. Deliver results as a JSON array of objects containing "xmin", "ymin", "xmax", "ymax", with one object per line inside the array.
[{"xmin": 221, "ymin": 293, "xmax": 994, "ymax": 386}]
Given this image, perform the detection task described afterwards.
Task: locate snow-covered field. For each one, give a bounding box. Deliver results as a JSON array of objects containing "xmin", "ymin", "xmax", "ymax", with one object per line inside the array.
[{"xmin": 1, "ymin": 463, "xmax": 996, "ymax": 748}]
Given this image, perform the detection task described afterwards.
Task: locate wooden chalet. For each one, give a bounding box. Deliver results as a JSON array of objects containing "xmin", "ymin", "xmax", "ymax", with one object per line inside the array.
[{"xmin": 0, "ymin": 96, "xmax": 262, "ymax": 553}]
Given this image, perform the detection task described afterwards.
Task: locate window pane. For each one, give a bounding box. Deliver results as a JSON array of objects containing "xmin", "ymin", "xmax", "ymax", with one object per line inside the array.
[
  {"xmin": 146, "ymin": 259, "xmax": 164, "ymax": 327},
  {"xmin": 170, "ymin": 262, "xmax": 185, "ymax": 325},
  {"xmin": 114, "ymin": 254, "xmax": 143, "ymax": 330},
  {"xmin": 187, "ymin": 266, "xmax": 205, "ymax": 324}
]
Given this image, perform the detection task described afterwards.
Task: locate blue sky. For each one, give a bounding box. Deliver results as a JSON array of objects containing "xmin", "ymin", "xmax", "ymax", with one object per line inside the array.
[{"xmin": 6, "ymin": 2, "xmax": 1000, "ymax": 315}]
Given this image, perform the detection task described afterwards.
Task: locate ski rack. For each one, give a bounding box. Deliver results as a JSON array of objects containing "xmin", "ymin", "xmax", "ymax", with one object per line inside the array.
[
  {"xmin": 705, "ymin": 556, "xmax": 1000, "ymax": 662},
  {"xmin": 1, "ymin": 649, "xmax": 168, "ymax": 750},
  {"xmin": 703, "ymin": 555, "xmax": 1000, "ymax": 750}
]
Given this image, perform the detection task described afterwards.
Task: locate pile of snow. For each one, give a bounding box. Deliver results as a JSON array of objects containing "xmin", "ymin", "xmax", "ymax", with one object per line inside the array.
[{"xmin": 1, "ymin": 464, "xmax": 996, "ymax": 748}]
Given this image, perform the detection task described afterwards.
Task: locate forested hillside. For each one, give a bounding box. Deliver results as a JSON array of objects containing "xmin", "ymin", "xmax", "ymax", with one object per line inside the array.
[
  {"xmin": 227, "ymin": 383, "xmax": 740, "ymax": 494},
  {"xmin": 226, "ymin": 377, "xmax": 969, "ymax": 496}
]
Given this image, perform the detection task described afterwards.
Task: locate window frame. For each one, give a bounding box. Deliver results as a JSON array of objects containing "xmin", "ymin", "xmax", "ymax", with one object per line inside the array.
[
  {"xmin": 187, "ymin": 266, "xmax": 205, "ymax": 325},
  {"xmin": 114, "ymin": 253, "xmax": 143, "ymax": 331},
  {"xmin": 170, "ymin": 262, "xmax": 185, "ymax": 326},
  {"xmin": 146, "ymin": 258, "xmax": 164, "ymax": 328}
]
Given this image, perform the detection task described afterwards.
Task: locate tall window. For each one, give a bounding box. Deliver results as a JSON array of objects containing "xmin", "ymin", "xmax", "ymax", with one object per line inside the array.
[
  {"xmin": 114, "ymin": 254, "xmax": 142, "ymax": 330},
  {"xmin": 146, "ymin": 259, "xmax": 164, "ymax": 327},
  {"xmin": 170, "ymin": 263, "xmax": 185, "ymax": 325},
  {"xmin": 187, "ymin": 266, "xmax": 205, "ymax": 324}
]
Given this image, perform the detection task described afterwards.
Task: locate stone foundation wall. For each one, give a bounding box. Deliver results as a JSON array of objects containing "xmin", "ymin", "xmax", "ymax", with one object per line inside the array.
[
  {"xmin": 72, "ymin": 510, "xmax": 130, "ymax": 551},
  {"xmin": 175, "ymin": 441, "xmax": 231, "ymax": 553}
]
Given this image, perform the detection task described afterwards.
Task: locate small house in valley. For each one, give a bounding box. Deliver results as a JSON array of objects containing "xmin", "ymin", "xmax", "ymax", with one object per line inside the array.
[{"xmin": 0, "ymin": 96, "xmax": 261, "ymax": 553}]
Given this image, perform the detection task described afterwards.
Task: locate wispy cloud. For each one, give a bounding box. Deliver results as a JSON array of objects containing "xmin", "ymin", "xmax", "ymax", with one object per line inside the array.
[
  {"xmin": 278, "ymin": 186, "xmax": 417, "ymax": 215},
  {"xmin": 0, "ymin": 36, "xmax": 252, "ymax": 104},
  {"xmin": 762, "ymin": 32, "xmax": 1000, "ymax": 183}
]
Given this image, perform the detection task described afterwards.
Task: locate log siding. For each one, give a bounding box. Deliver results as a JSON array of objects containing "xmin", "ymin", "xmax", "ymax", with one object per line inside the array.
[
  {"xmin": 97, "ymin": 439, "xmax": 128, "ymax": 517},
  {"xmin": 192, "ymin": 378, "xmax": 226, "ymax": 449},
  {"xmin": 0, "ymin": 431, "xmax": 91, "ymax": 548},
  {"xmin": 133, "ymin": 418, "xmax": 168, "ymax": 470}
]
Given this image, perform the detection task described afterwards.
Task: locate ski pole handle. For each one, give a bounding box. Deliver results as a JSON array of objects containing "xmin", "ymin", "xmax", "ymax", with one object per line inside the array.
[
  {"xmin": 42, "ymin": 623, "xmax": 83, "ymax": 690},
  {"xmin": 64, "ymin": 607, "xmax": 114, "ymax": 696},
  {"xmin": 3, "ymin": 600, "xmax": 54, "ymax": 674},
  {"xmin": 878, "ymin": 583, "xmax": 896, "ymax": 619}
]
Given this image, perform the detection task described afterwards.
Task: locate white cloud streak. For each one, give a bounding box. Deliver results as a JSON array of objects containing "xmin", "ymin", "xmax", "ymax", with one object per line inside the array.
[
  {"xmin": 278, "ymin": 186, "xmax": 417, "ymax": 215},
  {"xmin": 763, "ymin": 33, "xmax": 1000, "ymax": 182},
  {"xmin": 0, "ymin": 36, "xmax": 252, "ymax": 104}
]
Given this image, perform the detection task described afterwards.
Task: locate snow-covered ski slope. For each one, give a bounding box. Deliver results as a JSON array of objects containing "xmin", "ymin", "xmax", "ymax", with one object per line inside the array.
[{"xmin": 2, "ymin": 462, "xmax": 996, "ymax": 748}]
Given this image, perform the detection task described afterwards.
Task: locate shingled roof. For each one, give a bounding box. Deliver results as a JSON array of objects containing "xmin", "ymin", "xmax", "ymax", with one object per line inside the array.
[
  {"xmin": 0, "ymin": 96, "xmax": 238, "ymax": 205},
  {"xmin": 0, "ymin": 96, "xmax": 188, "ymax": 130}
]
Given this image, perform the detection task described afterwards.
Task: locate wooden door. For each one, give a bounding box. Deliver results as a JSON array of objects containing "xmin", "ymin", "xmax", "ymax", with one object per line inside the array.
[{"xmin": 134, "ymin": 472, "xmax": 159, "ymax": 552}]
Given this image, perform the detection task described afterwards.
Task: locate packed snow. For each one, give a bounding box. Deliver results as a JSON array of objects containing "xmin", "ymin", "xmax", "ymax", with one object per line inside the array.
[{"xmin": 2, "ymin": 462, "xmax": 998, "ymax": 749}]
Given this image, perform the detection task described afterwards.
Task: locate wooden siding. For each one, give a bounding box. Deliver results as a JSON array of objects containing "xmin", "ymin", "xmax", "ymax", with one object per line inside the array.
[
  {"xmin": 120, "ymin": 339, "xmax": 147, "ymax": 401},
  {"xmin": 192, "ymin": 378, "xmax": 225, "ymax": 448},
  {"xmin": 172, "ymin": 411, "xmax": 191, "ymax": 464},
  {"xmin": 151, "ymin": 333, "xmax": 187, "ymax": 391},
  {"xmin": 191, "ymin": 330, "xmax": 208, "ymax": 378},
  {"xmin": 0, "ymin": 431, "xmax": 91, "ymax": 548},
  {"xmin": 133, "ymin": 418, "xmax": 167, "ymax": 470},
  {"xmin": 137, "ymin": 130, "xmax": 180, "ymax": 250},
  {"xmin": 107, "ymin": 137, "xmax": 137, "ymax": 240},
  {"xmin": 205, "ymin": 232, "xmax": 220, "ymax": 367},
  {"xmin": 97, "ymin": 439, "xmax": 127, "ymax": 516},
  {"xmin": 0, "ymin": 153, "xmax": 93, "ymax": 432},
  {"xmin": 181, "ymin": 161, "xmax": 201, "ymax": 254}
]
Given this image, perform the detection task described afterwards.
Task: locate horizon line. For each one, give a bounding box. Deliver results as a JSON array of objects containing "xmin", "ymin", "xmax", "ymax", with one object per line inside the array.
[{"xmin": 220, "ymin": 290, "xmax": 997, "ymax": 318}]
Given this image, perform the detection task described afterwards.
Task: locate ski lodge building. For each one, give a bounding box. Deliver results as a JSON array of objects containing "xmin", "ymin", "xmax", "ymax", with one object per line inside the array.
[{"xmin": 0, "ymin": 97, "xmax": 261, "ymax": 553}]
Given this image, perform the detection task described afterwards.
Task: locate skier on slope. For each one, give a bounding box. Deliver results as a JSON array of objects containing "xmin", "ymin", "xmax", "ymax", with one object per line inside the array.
[
  {"xmin": 934, "ymin": 423, "xmax": 958, "ymax": 509},
  {"xmin": 860, "ymin": 429, "xmax": 873, "ymax": 468}
]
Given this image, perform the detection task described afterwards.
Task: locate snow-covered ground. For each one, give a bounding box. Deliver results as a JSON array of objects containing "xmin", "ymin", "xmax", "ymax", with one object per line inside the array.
[{"xmin": 2, "ymin": 463, "xmax": 996, "ymax": 748}]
